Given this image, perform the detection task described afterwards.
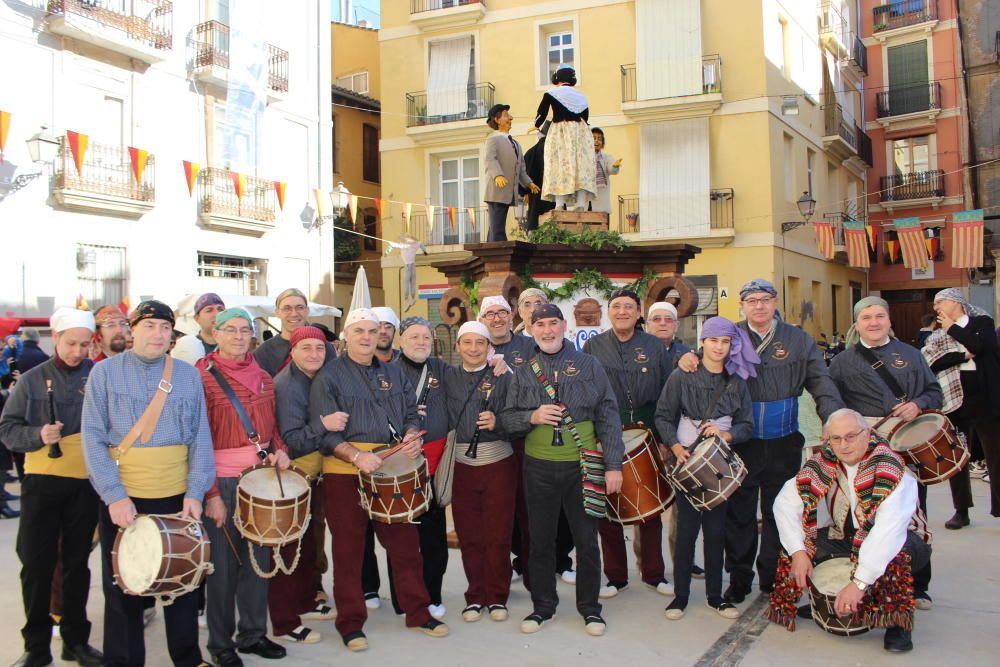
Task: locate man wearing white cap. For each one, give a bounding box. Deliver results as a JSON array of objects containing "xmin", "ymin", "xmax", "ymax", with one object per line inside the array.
[
  {"xmin": 445, "ymin": 321, "xmax": 516, "ymax": 622},
  {"xmin": 0, "ymin": 308, "xmax": 104, "ymax": 667},
  {"xmin": 646, "ymin": 302, "xmax": 691, "ymax": 369},
  {"xmin": 309, "ymin": 308, "xmax": 448, "ymax": 651},
  {"xmin": 372, "ymin": 307, "xmax": 401, "ymax": 363}
]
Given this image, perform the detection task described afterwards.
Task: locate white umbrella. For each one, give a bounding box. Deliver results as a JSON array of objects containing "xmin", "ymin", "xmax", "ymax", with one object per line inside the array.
[{"xmin": 348, "ymin": 266, "xmax": 372, "ymax": 313}]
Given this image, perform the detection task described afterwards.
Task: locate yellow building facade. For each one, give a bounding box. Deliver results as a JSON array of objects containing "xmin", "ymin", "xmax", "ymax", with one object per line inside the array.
[{"xmin": 378, "ymin": 0, "xmax": 868, "ymax": 340}]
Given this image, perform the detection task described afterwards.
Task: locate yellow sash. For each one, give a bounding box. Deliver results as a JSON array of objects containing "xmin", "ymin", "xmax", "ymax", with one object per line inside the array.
[
  {"xmin": 294, "ymin": 451, "xmax": 323, "ymax": 480},
  {"xmin": 25, "ymin": 433, "xmax": 88, "ymax": 479},
  {"xmin": 322, "ymin": 442, "xmax": 381, "ymax": 475},
  {"xmin": 110, "ymin": 445, "xmax": 188, "ymax": 499}
]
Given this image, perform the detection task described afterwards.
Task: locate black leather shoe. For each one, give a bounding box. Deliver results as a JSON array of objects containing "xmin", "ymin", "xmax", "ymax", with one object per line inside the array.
[
  {"xmin": 212, "ymin": 649, "xmax": 243, "ymax": 667},
  {"xmin": 237, "ymin": 638, "xmax": 286, "ymax": 660},
  {"xmin": 0, "ymin": 506, "xmax": 20, "ymax": 519},
  {"xmin": 3, "ymin": 490, "xmax": 18, "ymax": 501},
  {"xmin": 723, "ymin": 583, "xmax": 749, "ymax": 604},
  {"xmin": 884, "ymin": 626, "xmax": 913, "ymax": 653},
  {"xmin": 61, "ymin": 643, "xmax": 104, "ymax": 667},
  {"xmin": 945, "ymin": 511, "xmax": 970, "ymax": 530},
  {"xmin": 11, "ymin": 653, "xmax": 52, "ymax": 667}
]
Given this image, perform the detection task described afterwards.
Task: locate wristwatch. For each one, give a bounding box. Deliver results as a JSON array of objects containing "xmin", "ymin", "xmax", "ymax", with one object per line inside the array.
[{"xmin": 852, "ymin": 577, "xmax": 868, "ymax": 592}]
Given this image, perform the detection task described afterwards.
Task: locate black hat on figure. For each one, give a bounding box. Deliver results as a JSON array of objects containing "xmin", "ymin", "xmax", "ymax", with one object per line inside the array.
[
  {"xmin": 487, "ymin": 103, "xmax": 511, "ymax": 130},
  {"xmin": 551, "ymin": 67, "xmax": 577, "ymax": 86}
]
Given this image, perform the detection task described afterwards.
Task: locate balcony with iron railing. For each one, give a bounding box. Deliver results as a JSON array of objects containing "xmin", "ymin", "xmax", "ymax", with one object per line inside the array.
[
  {"xmin": 43, "ymin": 0, "xmax": 172, "ymax": 63},
  {"xmin": 409, "ymin": 0, "xmax": 486, "ymax": 30},
  {"xmin": 53, "ymin": 138, "xmax": 155, "ymax": 217},
  {"xmin": 620, "ymin": 55, "xmax": 722, "ymax": 121},
  {"xmin": 873, "ymin": 0, "xmax": 937, "ymax": 34},
  {"xmin": 198, "ymin": 167, "xmax": 276, "ymax": 236},
  {"xmin": 821, "ymin": 103, "xmax": 858, "ymax": 161},
  {"xmin": 405, "ymin": 206, "xmax": 488, "ymax": 247},
  {"xmin": 847, "ymin": 35, "xmax": 868, "ymax": 77},
  {"xmin": 856, "ymin": 123, "xmax": 873, "ymax": 167},
  {"xmin": 819, "ymin": 1, "xmax": 850, "ymax": 57},
  {"xmin": 879, "ymin": 169, "xmax": 945, "ymax": 210},
  {"xmin": 616, "ymin": 189, "xmax": 735, "ymax": 238},
  {"xmin": 404, "ymin": 83, "xmax": 495, "ymax": 143},
  {"xmin": 192, "ymin": 21, "xmax": 289, "ymax": 99},
  {"xmin": 875, "ymin": 82, "xmax": 941, "ymax": 125}
]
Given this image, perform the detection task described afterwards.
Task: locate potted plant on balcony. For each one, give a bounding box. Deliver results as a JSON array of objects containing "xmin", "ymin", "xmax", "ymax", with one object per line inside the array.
[{"xmin": 626, "ymin": 212, "xmax": 639, "ymax": 230}]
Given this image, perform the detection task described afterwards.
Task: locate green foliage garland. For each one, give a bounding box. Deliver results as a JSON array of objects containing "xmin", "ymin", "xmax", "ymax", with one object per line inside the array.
[
  {"xmin": 459, "ymin": 274, "xmax": 480, "ymax": 316},
  {"xmin": 527, "ymin": 219, "xmax": 629, "ymax": 252},
  {"xmin": 519, "ymin": 266, "xmax": 658, "ymax": 302}
]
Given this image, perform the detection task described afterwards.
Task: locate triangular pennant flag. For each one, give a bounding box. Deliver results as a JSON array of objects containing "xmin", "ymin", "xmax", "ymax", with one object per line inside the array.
[
  {"xmin": 313, "ymin": 188, "xmax": 326, "ymax": 219},
  {"xmin": 886, "ymin": 238, "xmax": 899, "ymax": 264},
  {"xmin": 274, "ymin": 181, "xmax": 286, "ymax": 210},
  {"xmin": 375, "ymin": 198, "xmax": 386, "ymax": 220},
  {"xmin": 893, "ymin": 217, "xmax": 929, "ymax": 269},
  {"xmin": 118, "ymin": 297, "xmax": 130, "ymax": 315},
  {"xmin": 76, "ymin": 294, "xmax": 90, "ymax": 311},
  {"xmin": 183, "ymin": 160, "xmax": 200, "ymax": 196},
  {"xmin": 230, "ymin": 171, "xmax": 246, "ymax": 199},
  {"xmin": 0, "ymin": 110, "xmax": 9, "ymax": 163},
  {"xmin": 128, "ymin": 147, "xmax": 149, "ymax": 186},
  {"xmin": 866, "ymin": 224, "xmax": 876, "ymax": 251},
  {"xmin": 448, "ymin": 207, "xmax": 456, "ymax": 231},
  {"xmin": 425, "ymin": 204, "xmax": 436, "ymax": 231},
  {"xmin": 467, "ymin": 207, "xmax": 476, "ymax": 230},
  {"xmin": 66, "ymin": 130, "xmax": 88, "ymax": 175},
  {"xmin": 812, "ymin": 221, "xmax": 836, "ymax": 259},
  {"xmin": 951, "ymin": 209, "xmax": 985, "ymax": 268},
  {"xmin": 402, "ymin": 202, "xmax": 412, "ymax": 231},
  {"xmin": 349, "ymin": 195, "xmax": 359, "ymax": 222},
  {"xmin": 924, "ymin": 237, "xmax": 937, "ymax": 259}
]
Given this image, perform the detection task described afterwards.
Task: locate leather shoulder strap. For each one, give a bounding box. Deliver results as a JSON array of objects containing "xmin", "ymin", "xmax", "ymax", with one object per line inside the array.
[
  {"xmin": 207, "ymin": 363, "xmax": 260, "ymax": 444},
  {"xmin": 854, "ymin": 344, "xmax": 907, "ymax": 402},
  {"xmin": 117, "ymin": 356, "xmax": 174, "ymax": 454}
]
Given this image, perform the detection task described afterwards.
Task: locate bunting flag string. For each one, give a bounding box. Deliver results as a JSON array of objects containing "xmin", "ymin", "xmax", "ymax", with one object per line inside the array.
[
  {"xmin": 447, "ymin": 207, "xmax": 456, "ymax": 231},
  {"xmin": 886, "ymin": 238, "xmax": 899, "ymax": 264},
  {"xmin": 812, "ymin": 221, "xmax": 836, "ymax": 259},
  {"xmin": 128, "ymin": 147, "xmax": 149, "ymax": 186},
  {"xmin": 375, "ymin": 198, "xmax": 384, "ymax": 220},
  {"xmin": 183, "ymin": 160, "xmax": 200, "ymax": 196},
  {"xmin": 843, "ymin": 220, "xmax": 870, "ymax": 268},
  {"xmin": 0, "ymin": 110, "xmax": 10, "ymax": 163},
  {"xmin": 76, "ymin": 294, "xmax": 90, "ymax": 311},
  {"xmin": 349, "ymin": 195, "xmax": 359, "ymax": 222},
  {"xmin": 274, "ymin": 181, "xmax": 286, "ymax": 210},
  {"xmin": 467, "ymin": 207, "xmax": 476, "ymax": 230},
  {"xmin": 230, "ymin": 171, "xmax": 246, "ymax": 200},
  {"xmin": 866, "ymin": 224, "xmax": 876, "ymax": 251},
  {"xmin": 313, "ymin": 188, "xmax": 326, "ymax": 219},
  {"xmin": 924, "ymin": 236, "xmax": 939, "ymax": 260},
  {"xmin": 118, "ymin": 297, "xmax": 130, "ymax": 315},
  {"xmin": 951, "ymin": 209, "xmax": 984, "ymax": 268},
  {"xmin": 424, "ymin": 204, "xmax": 436, "ymax": 231},
  {"xmin": 893, "ymin": 217, "xmax": 929, "ymax": 269},
  {"xmin": 66, "ymin": 130, "xmax": 88, "ymax": 175},
  {"xmin": 402, "ymin": 202, "xmax": 412, "ymax": 232}
]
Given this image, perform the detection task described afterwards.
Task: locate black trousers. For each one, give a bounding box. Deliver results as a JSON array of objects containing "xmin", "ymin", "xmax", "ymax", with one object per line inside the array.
[
  {"xmin": 726, "ymin": 432, "xmax": 804, "ymax": 591},
  {"xmin": 523, "ymin": 457, "xmax": 601, "ymax": 618},
  {"xmin": 912, "ymin": 482, "xmax": 931, "ymax": 595},
  {"xmin": 487, "ymin": 202, "xmax": 511, "ymax": 242},
  {"xmin": 17, "ymin": 475, "xmax": 99, "ymax": 654},
  {"xmin": 813, "ymin": 528, "xmax": 931, "ymax": 578},
  {"xmin": 388, "ymin": 501, "xmax": 449, "ymax": 609},
  {"xmin": 674, "ymin": 495, "xmax": 726, "ymax": 601},
  {"xmin": 99, "ymin": 494, "xmax": 203, "ymax": 667}
]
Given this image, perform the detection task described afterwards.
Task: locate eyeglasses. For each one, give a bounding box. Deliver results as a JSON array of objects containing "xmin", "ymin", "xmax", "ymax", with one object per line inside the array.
[
  {"xmin": 100, "ymin": 321, "xmax": 130, "ymax": 330},
  {"xmin": 742, "ymin": 297, "xmax": 774, "ymax": 307},
  {"xmin": 278, "ymin": 304, "xmax": 307, "ymax": 314},
  {"xmin": 648, "ymin": 316, "xmax": 677, "ymax": 323},
  {"xmin": 827, "ymin": 428, "xmax": 867, "ymax": 446},
  {"xmin": 481, "ymin": 311, "xmax": 509, "ymax": 321},
  {"xmin": 219, "ymin": 326, "xmax": 253, "ymax": 337}
]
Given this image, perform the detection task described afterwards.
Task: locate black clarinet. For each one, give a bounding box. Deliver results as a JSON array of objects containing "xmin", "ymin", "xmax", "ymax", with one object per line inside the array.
[
  {"xmin": 417, "ymin": 380, "xmax": 432, "ymax": 429},
  {"xmin": 46, "ymin": 378, "xmax": 63, "ymax": 459},
  {"xmin": 465, "ymin": 389, "xmax": 492, "ymax": 459},
  {"xmin": 551, "ymin": 370, "xmax": 564, "ymax": 447}
]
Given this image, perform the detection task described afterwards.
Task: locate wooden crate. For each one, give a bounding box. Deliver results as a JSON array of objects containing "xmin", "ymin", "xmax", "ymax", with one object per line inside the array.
[{"xmin": 546, "ymin": 209, "xmax": 609, "ymax": 233}]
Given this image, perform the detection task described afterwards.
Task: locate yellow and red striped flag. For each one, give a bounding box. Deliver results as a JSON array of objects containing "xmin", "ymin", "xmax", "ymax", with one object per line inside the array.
[
  {"xmin": 893, "ymin": 217, "xmax": 929, "ymax": 270},
  {"xmin": 812, "ymin": 221, "xmax": 836, "ymax": 259},
  {"xmin": 447, "ymin": 207, "xmax": 456, "ymax": 231},
  {"xmin": 425, "ymin": 204, "xmax": 436, "ymax": 231},
  {"xmin": 0, "ymin": 110, "xmax": 10, "ymax": 163},
  {"xmin": 66, "ymin": 130, "xmax": 88, "ymax": 175},
  {"xmin": 76, "ymin": 294, "xmax": 90, "ymax": 310},
  {"xmin": 951, "ymin": 209, "xmax": 984, "ymax": 268},
  {"xmin": 313, "ymin": 188, "xmax": 326, "ymax": 219},
  {"xmin": 128, "ymin": 147, "xmax": 149, "ymax": 186},
  {"xmin": 375, "ymin": 198, "xmax": 385, "ymax": 220},
  {"xmin": 866, "ymin": 224, "xmax": 876, "ymax": 251},
  {"xmin": 274, "ymin": 181, "xmax": 286, "ymax": 210},
  {"xmin": 118, "ymin": 297, "xmax": 130, "ymax": 315},
  {"xmin": 348, "ymin": 195, "xmax": 359, "ymax": 221},
  {"xmin": 467, "ymin": 207, "xmax": 477, "ymax": 230},
  {"xmin": 886, "ymin": 238, "xmax": 899, "ymax": 264},
  {"xmin": 183, "ymin": 160, "xmax": 200, "ymax": 196},
  {"xmin": 230, "ymin": 171, "xmax": 246, "ymax": 199},
  {"xmin": 843, "ymin": 220, "xmax": 870, "ymax": 268}
]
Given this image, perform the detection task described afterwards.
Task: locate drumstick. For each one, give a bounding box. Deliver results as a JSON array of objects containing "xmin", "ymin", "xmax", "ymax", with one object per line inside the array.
[
  {"xmin": 379, "ymin": 429, "xmax": 428, "ymax": 460},
  {"xmin": 221, "ymin": 524, "xmax": 243, "ymax": 566},
  {"xmin": 274, "ymin": 461, "xmax": 285, "ymax": 499},
  {"xmin": 871, "ymin": 414, "xmax": 893, "ymax": 433}
]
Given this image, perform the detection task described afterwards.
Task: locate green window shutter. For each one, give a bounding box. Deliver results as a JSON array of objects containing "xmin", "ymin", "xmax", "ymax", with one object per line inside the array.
[{"xmin": 887, "ymin": 41, "xmax": 929, "ymax": 115}]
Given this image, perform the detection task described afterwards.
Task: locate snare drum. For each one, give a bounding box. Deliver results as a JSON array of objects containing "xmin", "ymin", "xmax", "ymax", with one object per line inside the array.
[
  {"xmin": 358, "ymin": 453, "xmax": 431, "ymax": 524},
  {"xmin": 887, "ymin": 410, "xmax": 969, "ymax": 485},
  {"xmin": 667, "ymin": 435, "xmax": 746, "ymax": 512},
  {"xmin": 606, "ymin": 425, "xmax": 674, "ymax": 524},
  {"xmin": 807, "ymin": 557, "xmax": 871, "ymax": 636},
  {"xmin": 111, "ymin": 514, "xmax": 213, "ymax": 603},
  {"xmin": 235, "ymin": 464, "xmax": 312, "ymax": 547}
]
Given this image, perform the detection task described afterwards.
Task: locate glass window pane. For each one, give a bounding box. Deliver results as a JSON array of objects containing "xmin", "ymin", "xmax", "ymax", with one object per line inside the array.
[
  {"xmin": 463, "ymin": 180, "xmax": 478, "ymax": 209},
  {"xmin": 549, "ymin": 51, "xmax": 560, "ymax": 65},
  {"xmin": 892, "ymin": 141, "xmax": 908, "ymax": 175},
  {"xmin": 550, "ymin": 35, "xmax": 559, "ymax": 47},
  {"xmin": 562, "ymin": 34, "xmax": 572, "ymax": 45},
  {"xmin": 442, "ymin": 181, "xmax": 459, "ymax": 207},
  {"xmin": 563, "ymin": 49, "xmax": 574, "ymax": 66},
  {"xmin": 441, "ymin": 159, "xmax": 458, "ymax": 181},
  {"xmin": 912, "ymin": 140, "xmax": 929, "ymax": 172},
  {"xmin": 462, "ymin": 156, "xmax": 479, "ymax": 178}
]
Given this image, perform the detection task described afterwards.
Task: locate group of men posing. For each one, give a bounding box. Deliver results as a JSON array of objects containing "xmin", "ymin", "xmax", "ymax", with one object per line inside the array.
[{"xmin": 2, "ymin": 277, "xmax": 997, "ymax": 666}]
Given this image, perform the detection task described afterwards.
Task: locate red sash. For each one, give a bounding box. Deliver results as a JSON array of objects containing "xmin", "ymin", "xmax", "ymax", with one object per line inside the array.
[{"xmin": 423, "ymin": 436, "xmax": 449, "ymax": 475}]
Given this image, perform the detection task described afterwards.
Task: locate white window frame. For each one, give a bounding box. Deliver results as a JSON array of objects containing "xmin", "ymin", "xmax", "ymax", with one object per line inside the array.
[
  {"xmin": 424, "ymin": 146, "xmax": 483, "ymax": 246},
  {"xmin": 214, "ymin": 102, "xmax": 258, "ymax": 173},
  {"xmin": 335, "ymin": 71, "xmax": 369, "ymax": 94},
  {"xmin": 890, "ymin": 134, "xmax": 932, "ymax": 175},
  {"xmin": 197, "ymin": 252, "xmax": 264, "ymax": 296},
  {"xmin": 534, "ymin": 16, "xmax": 580, "ymax": 89},
  {"xmin": 423, "ymin": 30, "xmax": 480, "ymax": 91}
]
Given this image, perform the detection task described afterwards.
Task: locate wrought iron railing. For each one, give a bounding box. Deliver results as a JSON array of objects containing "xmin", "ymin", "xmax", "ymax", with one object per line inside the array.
[
  {"xmin": 621, "ymin": 54, "xmax": 722, "ymax": 103},
  {"xmin": 618, "ymin": 195, "xmax": 640, "ymax": 233},
  {"xmin": 405, "ymin": 83, "xmax": 494, "ymax": 127},
  {"xmin": 193, "ymin": 21, "xmax": 288, "ymax": 93},
  {"xmin": 410, "ymin": 0, "xmax": 486, "ymax": 13},
  {"xmin": 822, "ymin": 103, "xmax": 858, "ymax": 150},
  {"xmin": 876, "ymin": 81, "xmax": 941, "ymax": 118},
  {"xmin": 46, "ymin": 0, "xmax": 173, "ymax": 50},
  {"xmin": 856, "ymin": 124, "xmax": 873, "ymax": 166},
  {"xmin": 198, "ymin": 167, "xmax": 275, "ymax": 223},
  {"xmin": 405, "ymin": 206, "xmax": 488, "ymax": 245},
  {"xmin": 850, "ymin": 35, "xmax": 868, "ymax": 75},
  {"xmin": 615, "ymin": 190, "xmax": 735, "ymax": 234},
  {"xmin": 819, "ymin": 1, "xmax": 849, "ymax": 48},
  {"xmin": 873, "ymin": 0, "xmax": 937, "ymax": 32},
  {"xmin": 879, "ymin": 169, "xmax": 945, "ymax": 202},
  {"xmin": 54, "ymin": 138, "xmax": 155, "ymax": 202}
]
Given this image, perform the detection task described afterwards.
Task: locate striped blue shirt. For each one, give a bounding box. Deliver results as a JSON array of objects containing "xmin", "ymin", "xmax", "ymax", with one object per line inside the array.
[{"xmin": 82, "ymin": 351, "xmax": 216, "ymax": 505}]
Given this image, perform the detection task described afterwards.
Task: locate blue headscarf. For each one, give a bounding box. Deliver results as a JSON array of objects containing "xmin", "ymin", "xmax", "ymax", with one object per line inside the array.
[{"xmin": 700, "ymin": 316, "xmax": 759, "ymax": 380}]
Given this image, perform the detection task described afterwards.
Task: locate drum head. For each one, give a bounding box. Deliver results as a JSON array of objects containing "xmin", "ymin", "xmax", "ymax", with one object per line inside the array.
[
  {"xmin": 623, "ymin": 427, "xmax": 650, "ymax": 451},
  {"xmin": 891, "ymin": 413, "xmax": 945, "ymax": 452},
  {"xmin": 810, "ymin": 558, "xmax": 854, "ymax": 595},
  {"xmin": 241, "ymin": 466, "xmax": 309, "ymax": 500},
  {"xmin": 378, "ymin": 452, "xmax": 421, "ymax": 476},
  {"xmin": 689, "ymin": 435, "xmax": 722, "ymax": 461},
  {"xmin": 117, "ymin": 516, "xmax": 164, "ymax": 594}
]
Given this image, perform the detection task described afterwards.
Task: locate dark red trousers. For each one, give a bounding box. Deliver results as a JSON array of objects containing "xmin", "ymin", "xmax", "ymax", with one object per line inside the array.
[
  {"xmin": 268, "ymin": 483, "xmax": 323, "ymax": 636},
  {"xmin": 598, "ymin": 514, "xmax": 664, "ymax": 585},
  {"xmin": 323, "ymin": 473, "xmax": 431, "ymax": 637},
  {"xmin": 452, "ymin": 456, "xmax": 517, "ymax": 606}
]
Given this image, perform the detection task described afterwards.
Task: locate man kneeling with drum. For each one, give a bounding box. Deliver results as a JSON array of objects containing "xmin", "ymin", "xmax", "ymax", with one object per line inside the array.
[
  {"xmin": 83, "ymin": 300, "xmax": 215, "ymax": 667},
  {"xmin": 196, "ymin": 307, "xmax": 291, "ymax": 666},
  {"xmin": 769, "ymin": 408, "xmax": 931, "ymax": 652},
  {"xmin": 655, "ymin": 317, "xmax": 755, "ymax": 621},
  {"xmin": 309, "ymin": 308, "xmax": 447, "ymax": 652}
]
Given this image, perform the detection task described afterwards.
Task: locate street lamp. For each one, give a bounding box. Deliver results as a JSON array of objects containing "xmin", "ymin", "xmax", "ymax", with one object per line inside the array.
[
  {"xmin": 26, "ymin": 125, "xmax": 60, "ymax": 164},
  {"xmin": 331, "ymin": 180, "xmax": 351, "ymax": 218},
  {"xmin": 781, "ymin": 191, "xmax": 818, "ymax": 233}
]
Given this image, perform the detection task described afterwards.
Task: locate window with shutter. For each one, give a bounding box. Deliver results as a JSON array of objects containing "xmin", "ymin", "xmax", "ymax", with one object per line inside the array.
[
  {"xmin": 887, "ymin": 41, "xmax": 929, "ymax": 115},
  {"xmin": 362, "ymin": 124, "xmax": 379, "ymax": 183}
]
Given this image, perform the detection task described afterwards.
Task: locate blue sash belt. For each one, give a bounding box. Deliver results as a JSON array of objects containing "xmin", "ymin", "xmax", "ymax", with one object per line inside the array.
[{"xmin": 751, "ymin": 397, "xmax": 798, "ymax": 440}]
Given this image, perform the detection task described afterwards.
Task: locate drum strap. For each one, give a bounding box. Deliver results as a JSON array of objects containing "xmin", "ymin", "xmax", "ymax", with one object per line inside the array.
[
  {"xmin": 349, "ymin": 359, "xmax": 403, "ymax": 443},
  {"xmin": 117, "ymin": 356, "xmax": 174, "ymax": 456},
  {"xmin": 207, "ymin": 363, "xmax": 266, "ymax": 458},
  {"xmin": 854, "ymin": 344, "xmax": 907, "ymax": 402},
  {"xmin": 528, "ymin": 356, "xmax": 584, "ymax": 449}
]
